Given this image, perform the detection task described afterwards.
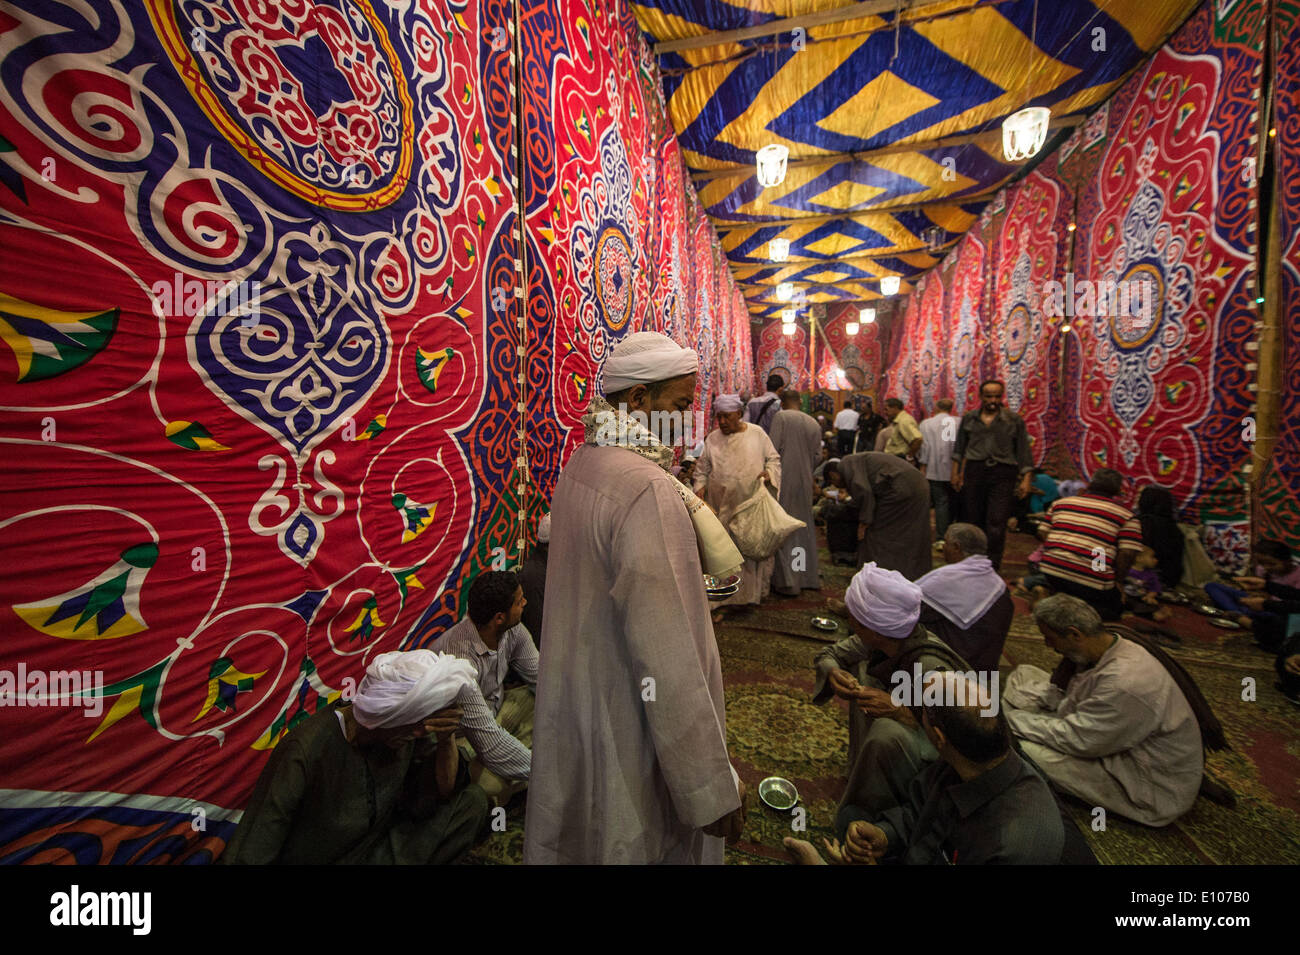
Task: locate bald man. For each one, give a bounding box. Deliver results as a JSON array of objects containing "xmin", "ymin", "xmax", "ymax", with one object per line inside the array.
[
  {"xmin": 786, "ymin": 671, "xmax": 1064, "ymax": 865},
  {"xmin": 813, "ymin": 562, "xmax": 972, "ymax": 821}
]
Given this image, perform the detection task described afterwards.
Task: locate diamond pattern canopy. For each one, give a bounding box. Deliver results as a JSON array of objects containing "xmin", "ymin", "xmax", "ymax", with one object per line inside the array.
[{"xmin": 632, "ymin": 0, "xmax": 1202, "ymax": 316}]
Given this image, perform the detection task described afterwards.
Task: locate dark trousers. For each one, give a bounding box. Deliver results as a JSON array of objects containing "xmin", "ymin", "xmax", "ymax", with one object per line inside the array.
[
  {"xmin": 837, "ymin": 429, "xmax": 856, "ymax": 456},
  {"xmin": 1043, "ymin": 572, "xmax": 1126, "ymax": 621},
  {"xmin": 929, "ymin": 479, "xmax": 955, "ymax": 540},
  {"xmin": 960, "ymin": 460, "xmax": 1017, "ymax": 570}
]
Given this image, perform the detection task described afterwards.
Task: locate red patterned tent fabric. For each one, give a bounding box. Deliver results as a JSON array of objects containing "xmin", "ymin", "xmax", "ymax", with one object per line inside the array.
[
  {"xmin": 874, "ymin": 1, "xmax": 1267, "ymax": 572},
  {"xmin": 0, "ymin": 0, "xmax": 750, "ymax": 862},
  {"xmin": 1258, "ymin": 1, "xmax": 1300, "ymax": 548}
]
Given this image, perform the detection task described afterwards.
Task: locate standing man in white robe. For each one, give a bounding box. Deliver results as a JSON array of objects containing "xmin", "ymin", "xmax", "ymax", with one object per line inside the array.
[
  {"xmin": 523, "ymin": 332, "xmax": 747, "ymax": 864},
  {"xmin": 694, "ymin": 394, "xmax": 783, "ymax": 620},
  {"xmin": 769, "ymin": 390, "xmax": 822, "ymax": 597}
]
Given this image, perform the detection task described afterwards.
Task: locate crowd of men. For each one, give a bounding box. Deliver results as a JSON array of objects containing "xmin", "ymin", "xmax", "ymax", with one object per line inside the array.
[{"xmin": 222, "ymin": 334, "xmax": 1271, "ymax": 865}]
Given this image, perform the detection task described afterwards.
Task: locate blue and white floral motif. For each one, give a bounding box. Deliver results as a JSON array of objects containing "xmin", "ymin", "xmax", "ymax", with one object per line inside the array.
[{"xmin": 1091, "ymin": 162, "xmax": 1194, "ymax": 466}]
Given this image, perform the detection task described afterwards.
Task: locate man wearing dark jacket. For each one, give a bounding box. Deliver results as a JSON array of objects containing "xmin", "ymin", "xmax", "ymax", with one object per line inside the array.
[{"xmin": 786, "ymin": 671, "xmax": 1064, "ymax": 865}]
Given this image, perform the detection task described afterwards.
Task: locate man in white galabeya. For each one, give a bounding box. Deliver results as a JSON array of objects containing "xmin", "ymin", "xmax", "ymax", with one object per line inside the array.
[{"xmin": 523, "ymin": 331, "xmax": 748, "ymax": 864}]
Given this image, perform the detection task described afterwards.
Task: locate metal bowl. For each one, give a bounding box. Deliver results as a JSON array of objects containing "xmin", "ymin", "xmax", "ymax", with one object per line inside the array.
[
  {"xmin": 810, "ymin": 615, "xmax": 839, "ymax": 632},
  {"xmin": 1209, "ymin": 617, "xmax": 1243, "ymax": 630},
  {"xmin": 704, "ymin": 573, "xmax": 741, "ymax": 590},
  {"xmin": 758, "ymin": 776, "xmax": 799, "ymax": 811}
]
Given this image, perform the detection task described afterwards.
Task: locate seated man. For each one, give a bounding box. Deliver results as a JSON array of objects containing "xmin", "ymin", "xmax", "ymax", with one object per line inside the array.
[
  {"xmin": 1208, "ymin": 540, "xmax": 1300, "ymax": 651},
  {"xmin": 1003, "ymin": 594, "xmax": 1203, "ymax": 827},
  {"xmin": 786, "ymin": 671, "xmax": 1064, "ymax": 865},
  {"xmin": 1035, "ymin": 468, "xmax": 1144, "ymax": 620},
  {"xmin": 432, "ymin": 570, "xmax": 537, "ymax": 804},
  {"xmin": 221, "ymin": 650, "xmax": 488, "ymax": 864},
  {"xmin": 916, "ymin": 523, "xmax": 1014, "ymax": 678},
  {"xmin": 813, "ymin": 563, "xmax": 973, "ymax": 819}
]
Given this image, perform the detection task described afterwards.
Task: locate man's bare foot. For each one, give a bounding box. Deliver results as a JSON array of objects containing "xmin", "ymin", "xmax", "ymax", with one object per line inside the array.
[
  {"xmin": 1237, "ymin": 615, "xmax": 1253, "ymax": 629},
  {"xmin": 825, "ymin": 597, "xmax": 847, "ymax": 615},
  {"xmin": 1028, "ymin": 585, "xmax": 1050, "ymax": 608},
  {"xmin": 783, "ymin": 837, "xmax": 827, "ymax": 865},
  {"xmin": 711, "ymin": 608, "xmax": 726, "ymax": 625}
]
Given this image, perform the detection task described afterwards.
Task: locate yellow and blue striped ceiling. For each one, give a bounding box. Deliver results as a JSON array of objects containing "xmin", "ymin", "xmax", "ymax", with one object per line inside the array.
[{"xmin": 632, "ymin": 0, "xmax": 1202, "ymax": 317}]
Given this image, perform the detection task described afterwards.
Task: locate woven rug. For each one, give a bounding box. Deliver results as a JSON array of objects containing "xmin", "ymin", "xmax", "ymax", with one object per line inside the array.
[{"xmin": 466, "ymin": 529, "xmax": 1300, "ymax": 864}]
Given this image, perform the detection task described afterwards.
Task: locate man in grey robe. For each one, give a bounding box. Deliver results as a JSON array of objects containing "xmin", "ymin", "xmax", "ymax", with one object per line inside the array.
[
  {"xmin": 1004, "ymin": 594, "xmax": 1203, "ymax": 827},
  {"xmin": 812, "ymin": 563, "xmax": 972, "ymax": 821},
  {"xmin": 523, "ymin": 332, "xmax": 747, "ymax": 864},
  {"xmin": 839, "ymin": 451, "xmax": 932, "ymax": 580},
  {"xmin": 769, "ymin": 389, "xmax": 822, "ymax": 596}
]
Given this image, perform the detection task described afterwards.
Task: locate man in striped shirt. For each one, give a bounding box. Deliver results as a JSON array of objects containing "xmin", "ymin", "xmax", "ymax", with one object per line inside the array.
[
  {"xmin": 1036, "ymin": 469, "xmax": 1142, "ymax": 620},
  {"xmin": 432, "ymin": 570, "xmax": 537, "ymax": 804}
]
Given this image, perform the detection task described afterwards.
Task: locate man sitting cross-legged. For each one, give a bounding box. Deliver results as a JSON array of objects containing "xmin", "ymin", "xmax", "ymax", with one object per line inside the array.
[
  {"xmin": 1003, "ymin": 594, "xmax": 1203, "ymax": 827},
  {"xmin": 432, "ymin": 570, "xmax": 538, "ymax": 805},
  {"xmin": 915, "ymin": 523, "xmax": 1014, "ymax": 680},
  {"xmin": 221, "ymin": 650, "xmax": 488, "ymax": 864},
  {"xmin": 813, "ymin": 562, "xmax": 974, "ymax": 821},
  {"xmin": 785, "ymin": 671, "xmax": 1064, "ymax": 865}
]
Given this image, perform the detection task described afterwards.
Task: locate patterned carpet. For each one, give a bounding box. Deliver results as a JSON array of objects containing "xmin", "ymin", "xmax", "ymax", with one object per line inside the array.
[{"xmin": 466, "ymin": 530, "xmax": 1300, "ymax": 864}]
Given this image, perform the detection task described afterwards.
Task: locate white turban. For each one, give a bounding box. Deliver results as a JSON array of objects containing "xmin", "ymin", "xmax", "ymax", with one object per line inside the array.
[
  {"xmin": 714, "ymin": 394, "xmax": 743, "ymax": 413},
  {"xmin": 844, "ymin": 562, "xmax": 922, "ymax": 639},
  {"xmin": 601, "ymin": 331, "xmax": 699, "ymax": 394},
  {"xmin": 537, "ymin": 513, "xmax": 551, "ymax": 544},
  {"xmin": 352, "ymin": 650, "xmax": 476, "ymax": 730}
]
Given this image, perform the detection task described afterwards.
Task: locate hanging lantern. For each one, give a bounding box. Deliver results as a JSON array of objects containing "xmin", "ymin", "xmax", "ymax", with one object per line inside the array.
[
  {"xmin": 880, "ymin": 276, "xmax": 900, "ymax": 297},
  {"xmin": 1002, "ymin": 106, "xmax": 1051, "ymax": 162},
  {"xmin": 770, "ymin": 237, "xmax": 790, "ymax": 262},
  {"xmin": 756, "ymin": 144, "xmax": 789, "ymax": 188},
  {"xmin": 776, "ymin": 282, "xmax": 794, "ymax": 302},
  {"xmin": 781, "ymin": 322, "xmax": 797, "ymax": 336},
  {"xmin": 859, "ymin": 307, "xmax": 876, "ymax": 324},
  {"xmin": 845, "ymin": 322, "xmax": 860, "ymax": 336}
]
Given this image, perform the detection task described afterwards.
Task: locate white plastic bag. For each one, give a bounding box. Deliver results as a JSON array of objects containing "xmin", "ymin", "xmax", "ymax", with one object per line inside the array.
[{"xmin": 723, "ymin": 477, "xmax": 805, "ymax": 561}]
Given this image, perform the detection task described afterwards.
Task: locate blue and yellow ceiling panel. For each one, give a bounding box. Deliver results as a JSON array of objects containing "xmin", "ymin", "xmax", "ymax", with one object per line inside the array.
[
  {"xmin": 635, "ymin": 0, "xmax": 1201, "ymax": 316},
  {"xmin": 719, "ymin": 201, "xmax": 979, "ymax": 265}
]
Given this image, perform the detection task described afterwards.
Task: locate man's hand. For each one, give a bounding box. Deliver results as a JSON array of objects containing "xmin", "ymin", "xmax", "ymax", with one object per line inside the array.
[
  {"xmin": 844, "ymin": 820, "xmax": 888, "ymax": 862},
  {"xmin": 854, "ymin": 687, "xmax": 902, "ymax": 719},
  {"xmin": 1240, "ymin": 595, "xmax": 1268, "ymax": 612},
  {"xmin": 827, "ymin": 668, "xmax": 861, "ymax": 700},
  {"xmin": 422, "ymin": 705, "xmax": 463, "ymax": 741},
  {"xmin": 1284, "ymin": 654, "xmax": 1300, "ymax": 677},
  {"xmin": 758, "ymin": 470, "xmax": 772, "ymax": 486},
  {"xmin": 1235, "ymin": 576, "xmax": 1267, "ymax": 591},
  {"xmin": 822, "ymin": 838, "xmax": 852, "ymax": 865},
  {"xmin": 1015, "ymin": 476, "xmax": 1031, "ymax": 500},
  {"xmin": 704, "ymin": 778, "xmax": 748, "ymax": 843},
  {"xmin": 857, "ymin": 522, "xmax": 869, "ymax": 541},
  {"xmin": 951, "ymin": 471, "xmax": 964, "ymax": 493}
]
